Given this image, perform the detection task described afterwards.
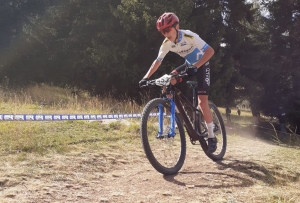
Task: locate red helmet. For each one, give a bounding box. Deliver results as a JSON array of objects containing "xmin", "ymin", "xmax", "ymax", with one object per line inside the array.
[{"xmin": 156, "ymin": 12, "xmax": 179, "ymax": 31}]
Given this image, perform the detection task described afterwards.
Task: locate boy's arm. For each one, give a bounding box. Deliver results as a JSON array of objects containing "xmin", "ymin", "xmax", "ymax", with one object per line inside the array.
[
  {"xmin": 189, "ymin": 32, "xmax": 215, "ymax": 68},
  {"xmin": 143, "ymin": 60, "xmax": 162, "ymax": 79},
  {"xmin": 193, "ymin": 46, "xmax": 214, "ymax": 68}
]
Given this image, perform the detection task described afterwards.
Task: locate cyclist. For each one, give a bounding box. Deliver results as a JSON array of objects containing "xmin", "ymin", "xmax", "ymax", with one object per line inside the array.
[
  {"xmin": 226, "ymin": 106, "xmax": 232, "ymax": 123},
  {"xmin": 139, "ymin": 12, "xmax": 217, "ymax": 153}
]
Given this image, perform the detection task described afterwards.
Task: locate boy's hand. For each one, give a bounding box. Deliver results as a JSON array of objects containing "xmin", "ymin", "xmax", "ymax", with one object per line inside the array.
[
  {"xmin": 139, "ymin": 78, "xmax": 149, "ymax": 88},
  {"xmin": 170, "ymin": 77, "xmax": 177, "ymax": 85},
  {"xmin": 169, "ymin": 70, "xmax": 181, "ymax": 84}
]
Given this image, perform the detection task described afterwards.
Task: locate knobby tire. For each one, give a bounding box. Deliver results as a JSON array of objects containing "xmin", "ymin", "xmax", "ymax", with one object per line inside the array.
[
  {"xmin": 198, "ymin": 101, "xmax": 227, "ymax": 161},
  {"xmin": 140, "ymin": 98, "xmax": 186, "ymax": 175}
]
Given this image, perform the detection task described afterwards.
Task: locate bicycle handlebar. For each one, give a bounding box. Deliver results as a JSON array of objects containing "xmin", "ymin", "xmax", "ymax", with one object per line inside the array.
[{"xmin": 140, "ymin": 73, "xmax": 188, "ymax": 88}]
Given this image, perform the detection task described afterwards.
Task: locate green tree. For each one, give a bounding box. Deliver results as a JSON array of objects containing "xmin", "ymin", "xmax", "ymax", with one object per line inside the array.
[
  {"xmin": 0, "ymin": 0, "xmax": 48, "ymax": 84},
  {"xmin": 1, "ymin": 0, "xmax": 262, "ymax": 111},
  {"xmin": 192, "ymin": 0, "xmax": 255, "ymax": 105},
  {"xmin": 227, "ymin": 1, "xmax": 270, "ymax": 116},
  {"xmin": 260, "ymin": 0, "xmax": 300, "ymax": 130}
]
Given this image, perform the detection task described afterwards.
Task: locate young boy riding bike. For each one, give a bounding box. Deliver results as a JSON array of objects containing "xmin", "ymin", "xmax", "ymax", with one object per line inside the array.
[{"xmin": 139, "ymin": 12, "xmax": 216, "ymax": 153}]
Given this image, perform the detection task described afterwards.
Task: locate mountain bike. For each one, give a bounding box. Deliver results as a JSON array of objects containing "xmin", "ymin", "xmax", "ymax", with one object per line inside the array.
[{"xmin": 140, "ymin": 73, "xmax": 226, "ymax": 175}]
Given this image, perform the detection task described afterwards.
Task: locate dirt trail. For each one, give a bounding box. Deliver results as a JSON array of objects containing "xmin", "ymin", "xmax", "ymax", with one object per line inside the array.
[{"xmin": 0, "ymin": 127, "xmax": 300, "ymax": 203}]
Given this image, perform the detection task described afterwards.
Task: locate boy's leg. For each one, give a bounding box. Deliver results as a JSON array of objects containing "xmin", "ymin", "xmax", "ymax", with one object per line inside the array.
[
  {"xmin": 198, "ymin": 95, "xmax": 214, "ymax": 139},
  {"xmin": 198, "ymin": 95, "xmax": 212, "ymax": 124},
  {"xmin": 196, "ymin": 61, "xmax": 212, "ymax": 126},
  {"xmin": 196, "ymin": 62, "xmax": 216, "ymax": 153}
]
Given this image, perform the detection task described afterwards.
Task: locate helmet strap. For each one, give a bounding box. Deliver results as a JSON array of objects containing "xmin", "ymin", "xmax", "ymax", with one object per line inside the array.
[{"xmin": 173, "ymin": 23, "xmax": 179, "ymax": 44}]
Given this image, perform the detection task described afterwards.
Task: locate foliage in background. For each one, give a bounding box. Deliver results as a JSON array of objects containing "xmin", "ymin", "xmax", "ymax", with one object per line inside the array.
[{"xmin": 0, "ymin": 0, "xmax": 299, "ymax": 131}]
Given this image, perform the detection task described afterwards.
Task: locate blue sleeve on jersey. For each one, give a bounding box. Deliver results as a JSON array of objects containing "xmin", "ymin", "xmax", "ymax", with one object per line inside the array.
[{"xmin": 202, "ymin": 44, "xmax": 210, "ymax": 51}]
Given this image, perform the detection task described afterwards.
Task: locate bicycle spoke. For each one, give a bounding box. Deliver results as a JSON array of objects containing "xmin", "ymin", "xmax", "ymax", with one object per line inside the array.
[
  {"xmin": 140, "ymin": 98, "xmax": 186, "ymax": 175},
  {"xmin": 147, "ymin": 106, "xmax": 182, "ymax": 167},
  {"xmin": 206, "ymin": 102, "xmax": 227, "ymax": 160}
]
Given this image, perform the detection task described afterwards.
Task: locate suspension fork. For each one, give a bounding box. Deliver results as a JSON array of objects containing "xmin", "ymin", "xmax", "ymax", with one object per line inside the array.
[{"xmin": 157, "ymin": 98, "xmax": 176, "ymax": 137}]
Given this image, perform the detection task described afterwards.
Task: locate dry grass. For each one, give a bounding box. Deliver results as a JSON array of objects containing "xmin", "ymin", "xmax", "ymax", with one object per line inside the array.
[
  {"xmin": 0, "ymin": 85, "xmax": 142, "ymax": 155},
  {"xmin": 0, "ymin": 84, "xmax": 142, "ymax": 114}
]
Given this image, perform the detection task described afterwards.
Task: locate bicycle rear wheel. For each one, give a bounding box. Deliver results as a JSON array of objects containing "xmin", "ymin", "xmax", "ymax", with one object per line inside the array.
[
  {"xmin": 140, "ymin": 98, "xmax": 186, "ymax": 175},
  {"xmin": 198, "ymin": 101, "xmax": 227, "ymax": 160}
]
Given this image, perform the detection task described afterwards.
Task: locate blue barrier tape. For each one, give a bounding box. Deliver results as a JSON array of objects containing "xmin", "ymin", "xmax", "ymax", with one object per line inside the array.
[{"xmin": 0, "ymin": 113, "xmax": 156, "ymax": 121}]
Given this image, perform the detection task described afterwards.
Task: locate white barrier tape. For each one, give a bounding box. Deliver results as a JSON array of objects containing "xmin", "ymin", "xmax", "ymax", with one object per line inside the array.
[{"xmin": 0, "ymin": 113, "xmax": 159, "ymax": 121}]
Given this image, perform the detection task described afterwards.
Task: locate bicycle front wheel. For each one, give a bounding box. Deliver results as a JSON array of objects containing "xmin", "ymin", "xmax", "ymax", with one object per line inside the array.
[
  {"xmin": 140, "ymin": 98, "xmax": 186, "ymax": 175},
  {"xmin": 198, "ymin": 101, "xmax": 227, "ymax": 161}
]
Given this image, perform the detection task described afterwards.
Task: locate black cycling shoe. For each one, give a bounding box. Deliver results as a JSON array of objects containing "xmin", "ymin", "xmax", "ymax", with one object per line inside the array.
[{"xmin": 207, "ymin": 138, "xmax": 217, "ymax": 153}]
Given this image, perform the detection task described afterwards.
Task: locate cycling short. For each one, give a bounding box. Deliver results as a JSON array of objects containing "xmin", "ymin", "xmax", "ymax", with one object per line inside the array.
[{"xmin": 173, "ymin": 61, "xmax": 210, "ymax": 95}]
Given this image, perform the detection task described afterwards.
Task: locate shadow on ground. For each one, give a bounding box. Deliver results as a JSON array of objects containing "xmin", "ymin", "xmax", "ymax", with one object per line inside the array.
[
  {"xmin": 163, "ymin": 169, "xmax": 253, "ymax": 189},
  {"xmin": 163, "ymin": 158, "xmax": 300, "ymax": 188}
]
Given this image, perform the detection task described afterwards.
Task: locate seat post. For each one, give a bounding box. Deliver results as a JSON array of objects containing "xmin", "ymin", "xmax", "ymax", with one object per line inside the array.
[
  {"xmin": 186, "ymin": 81, "xmax": 198, "ymax": 107},
  {"xmin": 192, "ymin": 85, "xmax": 197, "ymax": 107}
]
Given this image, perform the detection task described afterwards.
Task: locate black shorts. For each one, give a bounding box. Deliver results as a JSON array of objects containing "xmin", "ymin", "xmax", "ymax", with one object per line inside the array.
[{"xmin": 173, "ymin": 62, "xmax": 210, "ymax": 95}]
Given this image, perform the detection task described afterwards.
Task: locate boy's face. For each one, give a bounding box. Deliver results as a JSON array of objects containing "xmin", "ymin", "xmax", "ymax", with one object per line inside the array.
[{"xmin": 161, "ymin": 24, "xmax": 179, "ymax": 41}]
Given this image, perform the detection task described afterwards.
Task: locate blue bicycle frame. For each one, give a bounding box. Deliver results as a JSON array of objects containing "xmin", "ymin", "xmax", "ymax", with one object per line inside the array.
[{"xmin": 157, "ymin": 98, "xmax": 176, "ymax": 138}]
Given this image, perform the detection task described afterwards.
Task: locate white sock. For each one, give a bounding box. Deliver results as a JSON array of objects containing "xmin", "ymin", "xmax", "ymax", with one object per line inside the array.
[{"xmin": 207, "ymin": 122, "xmax": 215, "ymax": 138}]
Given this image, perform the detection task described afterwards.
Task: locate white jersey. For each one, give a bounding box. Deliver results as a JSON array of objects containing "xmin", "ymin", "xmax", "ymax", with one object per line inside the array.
[{"xmin": 156, "ymin": 29, "xmax": 210, "ymax": 65}]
